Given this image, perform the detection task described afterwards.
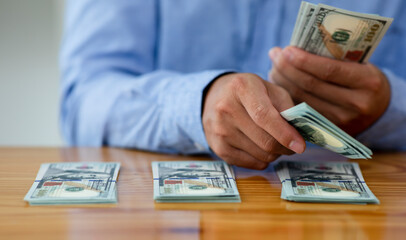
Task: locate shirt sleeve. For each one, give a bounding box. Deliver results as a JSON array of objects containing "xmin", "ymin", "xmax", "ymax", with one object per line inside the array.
[
  {"xmin": 60, "ymin": 0, "xmax": 230, "ymax": 154},
  {"xmin": 356, "ymin": 68, "xmax": 406, "ymax": 151}
]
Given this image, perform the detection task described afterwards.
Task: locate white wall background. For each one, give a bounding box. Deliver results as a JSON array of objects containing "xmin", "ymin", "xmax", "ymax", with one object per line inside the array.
[{"xmin": 0, "ymin": 0, "xmax": 64, "ymax": 146}]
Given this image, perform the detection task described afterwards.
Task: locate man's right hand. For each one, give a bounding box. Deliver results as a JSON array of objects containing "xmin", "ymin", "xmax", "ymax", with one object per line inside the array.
[{"xmin": 202, "ymin": 73, "xmax": 306, "ymax": 170}]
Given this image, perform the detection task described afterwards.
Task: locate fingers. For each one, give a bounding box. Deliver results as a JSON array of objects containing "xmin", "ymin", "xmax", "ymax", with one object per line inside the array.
[
  {"xmin": 270, "ymin": 67, "xmax": 357, "ymax": 126},
  {"xmin": 208, "ymin": 100, "xmax": 292, "ymax": 160},
  {"xmin": 229, "ymin": 129, "xmax": 282, "ymax": 162},
  {"xmin": 239, "ymin": 124, "xmax": 294, "ymax": 156},
  {"xmin": 202, "ymin": 73, "xmax": 306, "ymax": 170},
  {"xmin": 205, "ymin": 107, "xmax": 278, "ymax": 170},
  {"xmin": 234, "ymin": 75, "xmax": 306, "ymax": 154},
  {"xmin": 270, "ymin": 47, "xmax": 367, "ymax": 112},
  {"xmin": 273, "ymin": 46, "xmax": 364, "ymax": 88},
  {"xmin": 268, "ymin": 46, "xmax": 391, "ymax": 136},
  {"xmin": 210, "ymin": 139, "xmax": 271, "ymax": 170},
  {"xmin": 207, "ymin": 108, "xmax": 282, "ymax": 169},
  {"xmin": 229, "ymin": 101, "xmax": 294, "ymax": 155}
]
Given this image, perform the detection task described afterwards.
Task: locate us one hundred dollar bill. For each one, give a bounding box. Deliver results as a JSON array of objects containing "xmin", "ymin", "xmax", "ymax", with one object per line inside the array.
[
  {"xmin": 24, "ymin": 162, "xmax": 120, "ymax": 205},
  {"xmin": 291, "ymin": 1, "xmax": 393, "ymax": 62},
  {"xmin": 275, "ymin": 160, "xmax": 379, "ymax": 204},
  {"xmin": 152, "ymin": 161, "xmax": 240, "ymax": 202},
  {"xmin": 281, "ymin": 102, "xmax": 372, "ymax": 159}
]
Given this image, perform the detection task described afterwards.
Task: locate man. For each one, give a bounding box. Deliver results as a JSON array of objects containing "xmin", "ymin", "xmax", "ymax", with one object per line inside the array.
[{"xmin": 61, "ymin": 0, "xmax": 406, "ymax": 169}]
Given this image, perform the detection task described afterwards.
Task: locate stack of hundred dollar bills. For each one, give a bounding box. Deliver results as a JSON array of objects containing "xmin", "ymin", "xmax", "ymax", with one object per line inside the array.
[
  {"xmin": 282, "ymin": 103, "xmax": 372, "ymax": 159},
  {"xmin": 291, "ymin": 1, "xmax": 393, "ymax": 62},
  {"xmin": 276, "ymin": 160, "xmax": 379, "ymax": 204},
  {"xmin": 152, "ymin": 161, "xmax": 240, "ymax": 202},
  {"xmin": 24, "ymin": 162, "xmax": 120, "ymax": 205}
]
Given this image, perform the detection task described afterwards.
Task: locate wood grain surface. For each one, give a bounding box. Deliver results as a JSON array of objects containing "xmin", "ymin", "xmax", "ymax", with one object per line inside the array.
[{"xmin": 1, "ymin": 147, "xmax": 406, "ymax": 240}]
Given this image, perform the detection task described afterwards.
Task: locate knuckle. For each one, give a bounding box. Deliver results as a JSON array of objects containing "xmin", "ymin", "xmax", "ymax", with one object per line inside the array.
[
  {"xmin": 294, "ymin": 53, "xmax": 306, "ymax": 68},
  {"xmin": 212, "ymin": 124, "xmax": 229, "ymax": 138},
  {"xmin": 230, "ymin": 74, "xmax": 248, "ymax": 94},
  {"xmin": 278, "ymin": 56, "xmax": 287, "ymax": 69},
  {"xmin": 252, "ymin": 103, "xmax": 271, "ymax": 124},
  {"xmin": 261, "ymin": 137, "xmax": 277, "ymax": 152},
  {"xmin": 353, "ymin": 101, "xmax": 371, "ymax": 115},
  {"xmin": 346, "ymin": 96, "xmax": 371, "ymax": 115},
  {"xmin": 335, "ymin": 113, "xmax": 352, "ymax": 126},
  {"xmin": 322, "ymin": 63, "xmax": 340, "ymax": 80},
  {"xmin": 202, "ymin": 117, "xmax": 212, "ymax": 131},
  {"xmin": 301, "ymin": 76, "xmax": 318, "ymax": 91},
  {"xmin": 214, "ymin": 101, "xmax": 230, "ymax": 115},
  {"xmin": 366, "ymin": 76, "xmax": 382, "ymax": 93}
]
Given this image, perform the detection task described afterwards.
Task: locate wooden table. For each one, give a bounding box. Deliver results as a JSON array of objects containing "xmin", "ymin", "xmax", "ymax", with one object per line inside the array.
[{"xmin": 1, "ymin": 147, "xmax": 406, "ymax": 240}]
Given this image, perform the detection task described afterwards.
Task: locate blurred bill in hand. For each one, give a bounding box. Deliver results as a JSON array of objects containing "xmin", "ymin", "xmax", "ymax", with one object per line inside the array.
[
  {"xmin": 152, "ymin": 161, "xmax": 240, "ymax": 202},
  {"xmin": 291, "ymin": 1, "xmax": 393, "ymax": 62},
  {"xmin": 281, "ymin": 103, "xmax": 372, "ymax": 159},
  {"xmin": 24, "ymin": 162, "xmax": 120, "ymax": 205}
]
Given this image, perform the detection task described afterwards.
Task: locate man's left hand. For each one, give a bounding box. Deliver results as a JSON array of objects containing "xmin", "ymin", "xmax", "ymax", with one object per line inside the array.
[{"xmin": 269, "ymin": 46, "xmax": 391, "ymax": 136}]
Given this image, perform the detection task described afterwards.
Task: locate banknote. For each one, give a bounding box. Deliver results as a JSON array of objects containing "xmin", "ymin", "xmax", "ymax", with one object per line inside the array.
[
  {"xmin": 290, "ymin": 2, "xmax": 316, "ymax": 46},
  {"xmin": 152, "ymin": 161, "xmax": 240, "ymax": 202},
  {"xmin": 24, "ymin": 162, "xmax": 120, "ymax": 205},
  {"xmin": 275, "ymin": 160, "xmax": 379, "ymax": 204},
  {"xmin": 281, "ymin": 102, "xmax": 372, "ymax": 159},
  {"xmin": 291, "ymin": 1, "xmax": 393, "ymax": 62}
]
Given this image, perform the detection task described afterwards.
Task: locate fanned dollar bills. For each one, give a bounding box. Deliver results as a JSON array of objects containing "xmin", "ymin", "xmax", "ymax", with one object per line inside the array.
[
  {"xmin": 152, "ymin": 161, "xmax": 240, "ymax": 202},
  {"xmin": 276, "ymin": 160, "xmax": 379, "ymax": 204},
  {"xmin": 24, "ymin": 162, "xmax": 120, "ymax": 205},
  {"xmin": 281, "ymin": 102, "xmax": 372, "ymax": 159},
  {"xmin": 291, "ymin": 1, "xmax": 393, "ymax": 62}
]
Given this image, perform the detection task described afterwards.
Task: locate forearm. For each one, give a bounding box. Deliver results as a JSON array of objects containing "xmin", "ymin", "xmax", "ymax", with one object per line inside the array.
[
  {"xmin": 101, "ymin": 70, "xmax": 230, "ymax": 154},
  {"xmin": 61, "ymin": 0, "xmax": 233, "ymax": 153},
  {"xmin": 61, "ymin": 68, "xmax": 232, "ymax": 154}
]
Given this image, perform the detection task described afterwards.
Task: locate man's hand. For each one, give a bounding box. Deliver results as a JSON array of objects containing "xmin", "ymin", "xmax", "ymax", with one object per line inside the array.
[
  {"xmin": 202, "ymin": 73, "xmax": 305, "ymax": 170},
  {"xmin": 269, "ymin": 46, "xmax": 391, "ymax": 136}
]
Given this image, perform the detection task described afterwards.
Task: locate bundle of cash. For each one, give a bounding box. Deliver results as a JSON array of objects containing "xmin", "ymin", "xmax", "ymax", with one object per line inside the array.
[
  {"xmin": 152, "ymin": 161, "xmax": 240, "ymax": 202},
  {"xmin": 275, "ymin": 160, "xmax": 379, "ymax": 204},
  {"xmin": 281, "ymin": 102, "xmax": 372, "ymax": 159},
  {"xmin": 24, "ymin": 162, "xmax": 120, "ymax": 205},
  {"xmin": 291, "ymin": 1, "xmax": 393, "ymax": 62}
]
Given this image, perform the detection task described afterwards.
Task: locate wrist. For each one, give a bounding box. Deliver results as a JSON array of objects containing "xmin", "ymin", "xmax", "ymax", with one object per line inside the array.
[{"xmin": 201, "ymin": 71, "xmax": 236, "ymax": 117}]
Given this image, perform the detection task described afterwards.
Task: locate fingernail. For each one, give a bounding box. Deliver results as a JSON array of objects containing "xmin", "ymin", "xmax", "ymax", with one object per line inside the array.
[
  {"xmin": 284, "ymin": 48, "xmax": 294, "ymax": 62},
  {"xmin": 269, "ymin": 48, "xmax": 280, "ymax": 60},
  {"xmin": 289, "ymin": 140, "xmax": 305, "ymax": 154}
]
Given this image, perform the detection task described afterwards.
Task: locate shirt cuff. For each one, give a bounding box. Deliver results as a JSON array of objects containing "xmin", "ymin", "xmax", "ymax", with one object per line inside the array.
[
  {"xmin": 161, "ymin": 69, "xmax": 234, "ymax": 154},
  {"xmin": 356, "ymin": 68, "xmax": 406, "ymax": 150}
]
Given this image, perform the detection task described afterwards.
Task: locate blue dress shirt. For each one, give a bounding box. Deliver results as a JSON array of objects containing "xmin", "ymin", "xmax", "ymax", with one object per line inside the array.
[{"xmin": 60, "ymin": 0, "xmax": 406, "ymax": 154}]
